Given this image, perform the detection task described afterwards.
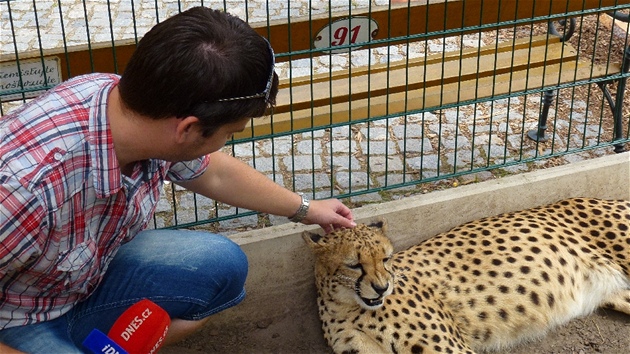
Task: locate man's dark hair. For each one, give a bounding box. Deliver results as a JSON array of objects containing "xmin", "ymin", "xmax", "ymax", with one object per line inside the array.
[{"xmin": 118, "ymin": 7, "xmax": 278, "ymax": 137}]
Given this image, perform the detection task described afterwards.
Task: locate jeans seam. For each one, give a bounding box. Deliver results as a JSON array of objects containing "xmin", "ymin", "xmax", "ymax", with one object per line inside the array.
[
  {"xmin": 68, "ymin": 290, "xmax": 246, "ymax": 331},
  {"xmin": 181, "ymin": 288, "xmax": 246, "ymax": 321}
]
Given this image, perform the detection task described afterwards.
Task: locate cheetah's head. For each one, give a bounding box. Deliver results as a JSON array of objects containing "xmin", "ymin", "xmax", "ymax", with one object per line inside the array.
[{"xmin": 302, "ymin": 219, "xmax": 394, "ymax": 310}]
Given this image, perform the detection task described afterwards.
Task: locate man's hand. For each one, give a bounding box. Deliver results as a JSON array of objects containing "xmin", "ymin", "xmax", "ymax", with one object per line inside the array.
[{"xmin": 300, "ymin": 199, "xmax": 356, "ymax": 233}]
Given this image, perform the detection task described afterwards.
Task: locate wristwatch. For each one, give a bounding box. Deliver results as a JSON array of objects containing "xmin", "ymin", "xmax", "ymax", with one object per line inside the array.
[{"xmin": 289, "ymin": 193, "xmax": 310, "ymax": 223}]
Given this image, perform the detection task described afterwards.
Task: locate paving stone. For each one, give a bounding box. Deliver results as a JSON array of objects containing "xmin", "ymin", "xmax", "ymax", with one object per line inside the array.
[
  {"xmin": 406, "ymin": 112, "xmax": 438, "ymax": 123},
  {"xmin": 329, "ymin": 139, "xmax": 359, "ymax": 153},
  {"xmin": 314, "ymin": 190, "xmax": 339, "ymax": 200},
  {"xmin": 283, "ymin": 155, "xmax": 324, "ymax": 171},
  {"xmin": 155, "ymin": 198, "xmax": 174, "ymax": 213},
  {"xmin": 444, "ymin": 110, "xmax": 461, "ymax": 124},
  {"xmin": 232, "ymin": 143, "xmax": 256, "ymax": 157},
  {"xmin": 258, "ymin": 137, "xmax": 293, "ymax": 155},
  {"xmin": 459, "ymin": 171, "xmax": 494, "ymax": 184},
  {"xmin": 392, "ymin": 124, "xmax": 425, "ymax": 139},
  {"xmin": 331, "ymin": 125, "xmax": 352, "ymax": 139},
  {"xmin": 293, "ymin": 173, "xmax": 332, "ymax": 191},
  {"xmin": 242, "ymin": 157, "xmax": 276, "ymax": 173},
  {"xmin": 359, "ymin": 126, "xmax": 388, "ymax": 140},
  {"xmin": 497, "ymin": 122, "xmax": 513, "ymax": 134},
  {"xmin": 149, "ymin": 215, "xmax": 170, "ymax": 229},
  {"xmin": 487, "ymin": 145, "xmax": 509, "ymax": 160},
  {"xmin": 350, "ymin": 193, "xmax": 382, "ymax": 204},
  {"xmin": 300, "ymin": 130, "xmax": 326, "ymax": 139},
  {"xmin": 374, "ymin": 173, "xmax": 412, "ymax": 187},
  {"xmin": 367, "ymin": 155, "xmax": 404, "ymax": 173},
  {"xmin": 218, "ymin": 215, "xmax": 259, "ymax": 231},
  {"xmin": 583, "ymin": 125, "xmax": 602, "ymax": 138},
  {"xmin": 406, "ymin": 154, "xmax": 440, "ymax": 172},
  {"xmin": 440, "ymin": 135, "xmax": 471, "ymax": 150},
  {"xmin": 445, "ymin": 151, "xmax": 477, "ymax": 171},
  {"xmin": 469, "ymin": 125, "xmax": 492, "ymax": 133},
  {"xmin": 268, "ymin": 214, "xmax": 291, "ymax": 226},
  {"xmin": 428, "ymin": 123, "xmax": 456, "ymax": 135},
  {"xmin": 330, "ymin": 155, "xmax": 362, "ymax": 171},
  {"xmin": 334, "ymin": 171, "xmax": 369, "ymax": 189},
  {"xmin": 173, "ymin": 209, "xmax": 206, "ymax": 225},
  {"xmin": 396, "ymin": 138, "xmax": 433, "ymax": 154},
  {"xmin": 179, "ymin": 193, "xmax": 216, "ymax": 210},
  {"xmin": 506, "ymin": 135, "xmax": 525, "ymax": 149},
  {"xmin": 570, "ymin": 111, "xmax": 587, "ymax": 123},
  {"xmin": 563, "ymin": 153, "xmax": 588, "ymax": 163},
  {"xmin": 217, "ymin": 206, "xmax": 254, "ymax": 218},
  {"xmin": 296, "ymin": 140, "xmax": 323, "ymax": 154},
  {"xmin": 499, "ymin": 163, "xmax": 530, "ymax": 174},
  {"xmin": 360, "ymin": 140, "xmax": 398, "ymax": 155}
]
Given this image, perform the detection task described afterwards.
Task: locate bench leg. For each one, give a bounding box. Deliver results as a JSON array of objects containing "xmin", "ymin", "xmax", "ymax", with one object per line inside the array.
[
  {"xmin": 597, "ymin": 45, "xmax": 630, "ymax": 153},
  {"xmin": 527, "ymin": 90, "xmax": 555, "ymax": 142},
  {"xmin": 612, "ymin": 46, "xmax": 630, "ymax": 153}
]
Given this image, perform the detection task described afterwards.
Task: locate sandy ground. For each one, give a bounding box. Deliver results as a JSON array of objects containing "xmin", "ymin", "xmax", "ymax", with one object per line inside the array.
[{"xmin": 162, "ymin": 304, "xmax": 630, "ymax": 353}]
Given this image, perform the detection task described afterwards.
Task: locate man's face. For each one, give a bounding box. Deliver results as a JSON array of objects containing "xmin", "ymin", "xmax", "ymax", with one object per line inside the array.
[{"xmin": 168, "ymin": 117, "xmax": 250, "ymax": 162}]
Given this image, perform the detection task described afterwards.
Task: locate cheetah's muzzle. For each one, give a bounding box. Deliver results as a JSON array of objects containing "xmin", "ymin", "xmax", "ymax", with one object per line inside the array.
[{"xmin": 359, "ymin": 296, "xmax": 383, "ymax": 308}]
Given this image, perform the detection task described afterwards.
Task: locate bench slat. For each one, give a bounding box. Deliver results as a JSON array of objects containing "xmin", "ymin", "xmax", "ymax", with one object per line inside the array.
[
  {"xmin": 275, "ymin": 36, "xmax": 577, "ymax": 114},
  {"xmin": 282, "ymin": 36, "xmax": 565, "ymax": 88}
]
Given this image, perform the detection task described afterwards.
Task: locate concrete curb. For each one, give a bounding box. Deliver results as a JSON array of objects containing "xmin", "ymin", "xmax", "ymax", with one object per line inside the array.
[{"xmin": 206, "ymin": 152, "xmax": 629, "ymax": 329}]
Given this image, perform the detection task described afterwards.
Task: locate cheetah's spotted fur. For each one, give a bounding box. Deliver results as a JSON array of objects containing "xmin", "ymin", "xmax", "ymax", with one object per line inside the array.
[{"xmin": 303, "ymin": 198, "xmax": 630, "ymax": 353}]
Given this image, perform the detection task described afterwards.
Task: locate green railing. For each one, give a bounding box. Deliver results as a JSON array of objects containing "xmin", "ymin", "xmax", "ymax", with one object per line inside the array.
[{"xmin": 1, "ymin": 1, "xmax": 629, "ymax": 233}]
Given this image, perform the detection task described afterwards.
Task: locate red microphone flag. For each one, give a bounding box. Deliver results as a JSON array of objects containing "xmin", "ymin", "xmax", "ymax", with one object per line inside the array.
[{"xmin": 107, "ymin": 299, "xmax": 171, "ymax": 354}]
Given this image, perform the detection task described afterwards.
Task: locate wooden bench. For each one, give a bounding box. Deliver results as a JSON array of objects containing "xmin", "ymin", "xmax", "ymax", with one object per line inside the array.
[{"xmin": 244, "ymin": 35, "xmax": 621, "ymax": 133}]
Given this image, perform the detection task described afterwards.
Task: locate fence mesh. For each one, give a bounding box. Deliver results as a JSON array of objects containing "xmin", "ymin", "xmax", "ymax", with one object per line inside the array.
[{"xmin": 2, "ymin": 0, "xmax": 629, "ymax": 233}]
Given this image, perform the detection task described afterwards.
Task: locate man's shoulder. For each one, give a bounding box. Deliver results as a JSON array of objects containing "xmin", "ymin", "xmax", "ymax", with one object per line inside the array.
[
  {"xmin": 0, "ymin": 74, "xmax": 119, "ymax": 197},
  {"xmin": 61, "ymin": 73, "xmax": 120, "ymax": 87}
]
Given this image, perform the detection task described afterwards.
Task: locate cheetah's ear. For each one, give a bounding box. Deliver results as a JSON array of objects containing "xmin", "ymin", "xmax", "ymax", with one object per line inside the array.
[
  {"xmin": 302, "ymin": 230, "xmax": 325, "ymax": 250},
  {"xmin": 367, "ymin": 217, "xmax": 388, "ymax": 233}
]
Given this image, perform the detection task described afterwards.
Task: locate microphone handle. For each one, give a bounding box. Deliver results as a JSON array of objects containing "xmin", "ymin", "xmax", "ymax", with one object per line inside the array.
[{"xmin": 83, "ymin": 329, "xmax": 129, "ymax": 354}]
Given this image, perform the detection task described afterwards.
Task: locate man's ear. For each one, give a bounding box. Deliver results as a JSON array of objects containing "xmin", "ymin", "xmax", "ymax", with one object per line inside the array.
[{"xmin": 174, "ymin": 116, "xmax": 201, "ymax": 144}]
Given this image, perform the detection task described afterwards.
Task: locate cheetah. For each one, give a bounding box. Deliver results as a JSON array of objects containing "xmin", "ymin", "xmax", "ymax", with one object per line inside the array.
[{"xmin": 302, "ymin": 198, "xmax": 630, "ymax": 353}]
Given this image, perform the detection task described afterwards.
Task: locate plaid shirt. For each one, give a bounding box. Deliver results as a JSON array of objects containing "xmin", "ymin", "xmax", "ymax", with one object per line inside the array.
[{"xmin": 0, "ymin": 74, "xmax": 209, "ymax": 329}]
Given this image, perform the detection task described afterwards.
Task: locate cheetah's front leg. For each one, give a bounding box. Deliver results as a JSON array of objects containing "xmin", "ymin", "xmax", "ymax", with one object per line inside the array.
[
  {"xmin": 602, "ymin": 290, "xmax": 630, "ymax": 315},
  {"xmin": 329, "ymin": 330, "xmax": 389, "ymax": 354}
]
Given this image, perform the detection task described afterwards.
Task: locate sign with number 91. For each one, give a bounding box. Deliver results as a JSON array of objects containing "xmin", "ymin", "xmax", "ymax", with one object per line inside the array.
[{"xmin": 314, "ymin": 16, "xmax": 379, "ymax": 54}]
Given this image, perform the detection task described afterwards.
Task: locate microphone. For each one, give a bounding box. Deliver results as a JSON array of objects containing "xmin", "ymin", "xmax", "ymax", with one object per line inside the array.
[
  {"xmin": 83, "ymin": 329, "xmax": 128, "ymax": 354},
  {"xmin": 83, "ymin": 299, "xmax": 170, "ymax": 354}
]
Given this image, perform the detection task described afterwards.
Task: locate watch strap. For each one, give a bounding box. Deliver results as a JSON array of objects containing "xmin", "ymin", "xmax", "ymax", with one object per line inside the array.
[{"xmin": 288, "ymin": 193, "xmax": 310, "ymax": 223}]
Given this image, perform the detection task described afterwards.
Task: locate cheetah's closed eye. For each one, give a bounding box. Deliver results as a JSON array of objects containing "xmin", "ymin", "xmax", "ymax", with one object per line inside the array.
[{"xmin": 302, "ymin": 198, "xmax": 630, "ymax": 354}]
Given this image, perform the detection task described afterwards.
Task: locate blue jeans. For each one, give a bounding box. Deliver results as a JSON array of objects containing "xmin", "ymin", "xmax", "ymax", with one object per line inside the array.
[{"xmin": 0, "ymin": 229, "xmax": 248, "ymax": 353}]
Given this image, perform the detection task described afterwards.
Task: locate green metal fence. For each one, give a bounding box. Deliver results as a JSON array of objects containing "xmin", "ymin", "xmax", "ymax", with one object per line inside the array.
[{"xmin": 1, "ymin": 0, "xmax": 629, "ymax": 233}]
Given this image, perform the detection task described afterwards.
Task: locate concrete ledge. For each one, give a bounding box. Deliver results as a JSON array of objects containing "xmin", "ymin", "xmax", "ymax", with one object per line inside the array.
[{"xmin": 196, "ymin": 152, "xmax": 629, "ymax": 343}]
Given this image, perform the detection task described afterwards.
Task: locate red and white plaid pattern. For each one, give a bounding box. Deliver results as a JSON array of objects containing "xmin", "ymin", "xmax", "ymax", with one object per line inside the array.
[{"xmin": 0, "ymin": 74, "xmax": 209, "ymax": 329}]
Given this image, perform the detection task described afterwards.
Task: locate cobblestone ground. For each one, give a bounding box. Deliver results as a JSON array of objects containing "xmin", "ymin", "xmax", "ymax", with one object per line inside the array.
[{"xmin": 2, "ymin": 1, "xmax": 628, "ymax": 234}]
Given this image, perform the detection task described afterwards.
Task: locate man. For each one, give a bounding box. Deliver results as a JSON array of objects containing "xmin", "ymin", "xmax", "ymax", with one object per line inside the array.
[{"xmin": 0, "ymin": 7, "xmax": 355, "ymax": 352}]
